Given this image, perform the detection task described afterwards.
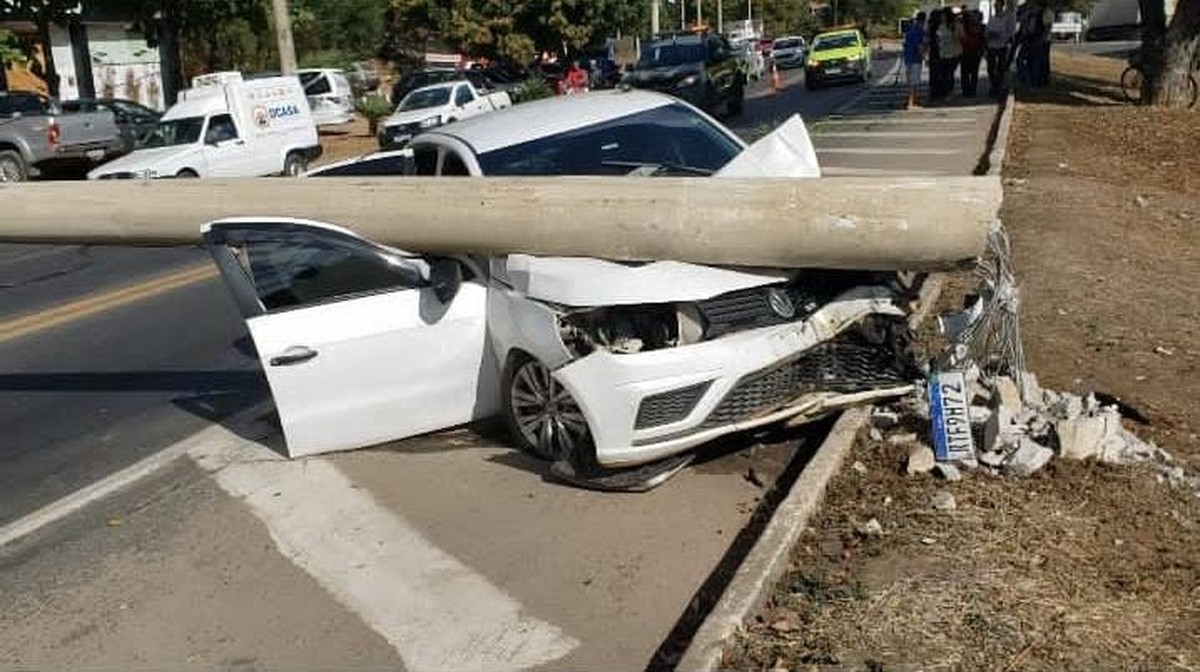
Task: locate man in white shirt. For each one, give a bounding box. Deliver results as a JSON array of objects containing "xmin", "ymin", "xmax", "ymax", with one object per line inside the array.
[{"xmin": 985, "ymin": 0, "xmax": 1017, "ymax": 97}]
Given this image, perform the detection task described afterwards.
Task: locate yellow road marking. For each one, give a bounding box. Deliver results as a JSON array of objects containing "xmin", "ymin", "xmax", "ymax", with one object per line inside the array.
[{"xmin": 0, "ymin": 264, "xmax": 220, "ymax": 345}]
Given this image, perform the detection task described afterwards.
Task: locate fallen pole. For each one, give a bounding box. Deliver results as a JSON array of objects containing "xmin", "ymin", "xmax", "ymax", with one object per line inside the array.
[{"xmin": 1, "ymin": 176, "xmax": 999, "ymax": 270}]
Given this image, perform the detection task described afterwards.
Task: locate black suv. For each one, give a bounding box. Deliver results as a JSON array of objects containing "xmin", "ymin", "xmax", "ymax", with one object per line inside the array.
[{"xmin": 623, "ymin": 33, "xmax": 746, "ymax": 117}]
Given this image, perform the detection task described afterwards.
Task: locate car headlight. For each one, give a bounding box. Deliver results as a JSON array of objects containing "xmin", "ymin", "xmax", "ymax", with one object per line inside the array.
[
  {"xmin": 559, "ymin": 304, "xmax": 686, "ymax": 357},
  {"xmin": 418, "ymin": 115, "xmax": 441, "ymax": 128},
  {"xmin": 675, "ymin": 74, "xmax": 700, "ymax": 88}
]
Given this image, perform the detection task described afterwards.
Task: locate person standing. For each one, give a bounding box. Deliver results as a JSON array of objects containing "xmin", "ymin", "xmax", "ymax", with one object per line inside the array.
[
  {"xmin": 903, "ymin": 12, "xmax": 928, "ymax": 109},
  {"xmin": 936, "ymin": 8, "xmax": 963, "ymax": 100},
  {"xmin": 986, "ymin": 0, "xmax": 1017, "ymax": 97},
  {"xmin": 927, "ymin": 10, "xmax": 944, "ymax": 100},
  {"xmin": 960, "ymin": 10, "xmax": 985, "ymax": 96}
]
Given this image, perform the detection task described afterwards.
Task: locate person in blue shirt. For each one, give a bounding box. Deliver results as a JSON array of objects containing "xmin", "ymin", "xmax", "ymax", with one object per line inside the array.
[{"xmin": 904, "ymin": 11, "xmax": 928, "ymax": 109}]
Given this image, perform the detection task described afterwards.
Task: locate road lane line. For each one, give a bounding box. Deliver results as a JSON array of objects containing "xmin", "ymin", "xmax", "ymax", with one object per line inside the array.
[
  {"xmin": 815, "ymin": 147, "xmax": 961, "ymax": 155},
  {"xmin": 190, "ymin": 439, "xmax": 579, "ymax": 671},
  {"xmin": 0, "ymin": 263, "xmax": 218, "ymax": 344},
  {"xmin": 0, "ymin": 411, "xmax": 266, "ymax": 549},
  {"xmin": 815, "ymin": 130, "xmax": 974, "ymax": 138}
]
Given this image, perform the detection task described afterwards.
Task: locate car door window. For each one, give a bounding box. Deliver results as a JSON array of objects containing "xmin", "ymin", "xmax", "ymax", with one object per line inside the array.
[
  {"xmin": 222, "ymin": 228, "xmax": 425, "ymax": 311},
  {"xmin": 440, "ymin": 151, "xmax": 470, "ymax": 176},
  {"xmin": 205, "ymin": 114, "xmax": 239, "ymax": 144},
  {"xmin": 454, "ymin": 85, "xmax": 474, "ymax": 107}
]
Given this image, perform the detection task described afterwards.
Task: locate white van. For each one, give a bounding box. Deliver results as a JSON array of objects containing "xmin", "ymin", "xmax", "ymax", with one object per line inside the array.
[
  {"xmin": 89, "ymin": 72, "xmax": 321, "ymax": 179},
  {"xmin": 298, "ymin": 68, "xmax": 355, "ymax": 127}
]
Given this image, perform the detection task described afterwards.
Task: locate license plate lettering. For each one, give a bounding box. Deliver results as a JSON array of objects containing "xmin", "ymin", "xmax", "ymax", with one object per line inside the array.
[{"xmin": 929, "ymin": 371, "xmax": 975, "ymax": 461}]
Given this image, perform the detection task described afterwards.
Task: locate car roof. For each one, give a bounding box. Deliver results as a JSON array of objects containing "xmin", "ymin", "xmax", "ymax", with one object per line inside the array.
[
  {"xmin": 416, "ymin": 89, "xmax": 679, "ymax": 155},
  {"xmin": 814, "ymin": 29, "xmax": 861, "ymax": 39}
]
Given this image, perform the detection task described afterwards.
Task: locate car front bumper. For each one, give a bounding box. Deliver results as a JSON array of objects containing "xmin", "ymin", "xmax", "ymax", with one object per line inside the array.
[{"xmin": 553, "ymin": 288, "xmax": 912, "ymax": 467}]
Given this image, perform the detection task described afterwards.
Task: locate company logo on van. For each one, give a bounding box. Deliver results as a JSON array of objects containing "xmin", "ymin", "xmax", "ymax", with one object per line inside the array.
[{"xmin": 252, "ymin": 103, "xmax": 302, "ymax": 128}]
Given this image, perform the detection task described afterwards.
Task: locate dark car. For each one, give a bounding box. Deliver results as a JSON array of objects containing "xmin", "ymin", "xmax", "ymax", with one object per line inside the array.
[
  {"xmin": 60, "ymin": 98, "xmax": 161, "ymax": 154},
  {"xmin": 622, "ymin": 33, "xmax": 745, "ymax": 117}
]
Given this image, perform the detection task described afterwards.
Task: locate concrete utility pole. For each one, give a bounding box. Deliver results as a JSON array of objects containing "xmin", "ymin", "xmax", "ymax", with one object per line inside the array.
[
  {"xmin": 271, "ymin": 0, "xmax": 298, "ymax": 75},
  {"xmin": 718, "ymin": 0, "xmax": 724, "ymax": 33},
  {"xmin": 652, "ymin": 0, "xmax": 661, "ymax": 35},
  {"xmin": 696, "ymin": 0, "xmax": 702, "ymax": 25}
]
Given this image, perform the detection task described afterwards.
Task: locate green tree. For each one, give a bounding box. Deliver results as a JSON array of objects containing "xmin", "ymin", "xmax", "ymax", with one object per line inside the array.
[{"xmin": 1136, "ymin": 0, "xmax": 1200, "ymax": 106}]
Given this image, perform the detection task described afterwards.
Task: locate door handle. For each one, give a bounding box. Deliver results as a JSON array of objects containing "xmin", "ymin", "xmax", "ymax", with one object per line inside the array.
[{"xmin": 269, "ymin": 345, "xmax": 318, "ymax": 366}]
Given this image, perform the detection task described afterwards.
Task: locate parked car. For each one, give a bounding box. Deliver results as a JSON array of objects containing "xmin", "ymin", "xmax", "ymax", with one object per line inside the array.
[
  {"xmin": 89, "ymin": 72, "xmax": 321, "ymax": 179},
  {"xmin": 377, "ymin": 80, "xmax": 512, "ymax": 150},
  {"xmin": 623, "ymin": 33, "xmax": 746, "ymax": 117},
  {"xmin": 0, "ymin": 90, "xmax": 124, "ymax": 181},
  {"xmin": 390, "ymin": 68, "xmax": 507, "ymax": 106},
  {"xmin": 298, "ymin": 68, "xmax": 355, "ymax": 127},
  {"xmin": 805, "ymin": 28, "xmax": 872, "ymax": 90},
  {"xmin": 769, "ymin": 36, "xmax": 808, "ymax": 69},
  {"xmin": 61, "ymin": 97, "xmax": 162, "ymax": 154}
]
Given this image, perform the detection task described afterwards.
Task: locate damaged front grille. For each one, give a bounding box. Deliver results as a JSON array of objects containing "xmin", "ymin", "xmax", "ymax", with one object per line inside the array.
[
  {"xmin": 700, "ymin": 328, "xmax": 916, "ymax": 429},
  {"xmin": 634, "ymin": 381, "xmax": 712, "ymax": 429},
  {"xmin": 697, "ymin": 286, "xmax": 819, "ymax": 338}
]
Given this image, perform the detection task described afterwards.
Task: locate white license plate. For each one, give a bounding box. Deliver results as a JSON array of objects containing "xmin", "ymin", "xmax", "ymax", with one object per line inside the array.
[
  {"xmin": 826, "ymin": 67, "xmax": 843, "ymax": 75},
  {"xmin": 929, "ymin": 370, "xmax": 975, "ymax": 461},
  {"xmin": 392, "ymin": 133, "xmax": 411, "ymax": 144},
  {"xmin": 85, "ymin": 149, "xmax": 105, "ymax": 161}
]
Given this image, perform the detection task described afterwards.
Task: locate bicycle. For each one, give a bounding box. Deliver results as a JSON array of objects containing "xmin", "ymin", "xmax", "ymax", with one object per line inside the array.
[{"xmin": 1120, "ymin": 49, "xmax": 1198, "ymax": 108}]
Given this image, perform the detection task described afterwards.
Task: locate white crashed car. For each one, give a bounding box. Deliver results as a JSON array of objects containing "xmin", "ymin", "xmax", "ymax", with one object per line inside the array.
[{"xmin": 203, "ymin": 218, "xmax": 917, "ymax": 486}]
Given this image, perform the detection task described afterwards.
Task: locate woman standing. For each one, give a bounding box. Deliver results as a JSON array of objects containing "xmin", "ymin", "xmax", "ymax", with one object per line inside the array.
[
  {"xmin": 960, "ymin": 10, "xmax": 985, "ymax": 97},
  {"xmin": 936, "ymin": 8, "xmax": 963, "ymax": 100},
  {"xmin": 927, "ymin": 10, "xmax": 944, "ymax": 100}
]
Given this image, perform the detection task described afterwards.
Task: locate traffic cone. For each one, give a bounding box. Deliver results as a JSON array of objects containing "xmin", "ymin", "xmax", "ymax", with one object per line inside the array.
[{"xmin": 771, "ymin": 62, "xmax": 785, "ymax": 93}]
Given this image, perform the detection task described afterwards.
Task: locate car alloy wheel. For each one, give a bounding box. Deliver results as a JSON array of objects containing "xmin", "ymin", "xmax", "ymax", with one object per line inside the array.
[{"xmin": 504, "ymin": 354, "xmax": 592, "ymax": 463}]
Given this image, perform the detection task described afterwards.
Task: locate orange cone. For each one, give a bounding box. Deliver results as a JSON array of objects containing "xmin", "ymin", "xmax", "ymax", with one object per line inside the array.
[{"xmin": 771, "ymin": 62, "xmax": 785, "ymax": 93}]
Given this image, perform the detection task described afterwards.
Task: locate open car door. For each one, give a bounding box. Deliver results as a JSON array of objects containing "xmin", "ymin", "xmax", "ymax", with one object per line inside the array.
[{"xmin": 203, "ymin": 218, "xmax": 498, "ymax": 457}]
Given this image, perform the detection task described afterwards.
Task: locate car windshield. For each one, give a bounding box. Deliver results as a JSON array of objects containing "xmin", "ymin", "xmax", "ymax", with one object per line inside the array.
[
  {"xmin": 398, "ymin": 87, "xmax": 452, "ymax": 112},
  {"xmin": 142, "ymin": 116, "xmax": 205, "ymax": 148},
  {"xmin": 813, "ymin": 34, "xmax": 859, "ymax": 51},
  {"xmin": 637, "ymin": 42, "xmax": 707, "ymax": 68},
  {"xmin": 477, "ymin": 103, "xmax": 742, "ymax": 177},
  {"xmin": 774, "ymin": 39, "xmax": 802, "ymax": 49}
]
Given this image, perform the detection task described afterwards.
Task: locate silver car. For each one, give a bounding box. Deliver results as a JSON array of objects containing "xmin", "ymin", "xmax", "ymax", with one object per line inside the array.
[{"xmin": 770, "ymin": 36, "xmax": 808, "ymax": 69}]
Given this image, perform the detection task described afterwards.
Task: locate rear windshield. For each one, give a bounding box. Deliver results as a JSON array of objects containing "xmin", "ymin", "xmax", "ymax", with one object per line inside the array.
[
  {"xmin": 773, "ymin": 39, "xmax": 802, "ymax": 49},
  {"xmin": 813, "ymin": 34, "xmax": 859, "ymax": 51},
  {"xmin": 637, "ymin": 42, "xmax": 707, "ymax": 68},
  {"xmin": 399, "ymin": 87, "xmax": 452, "ymax": 112},
  {"xmin": 0, "ymin": 93, "xmax": 50, "ymax": 116},
  {"xmin": 477, "ymin": 103, "xmax": 742, "ymax": 177}
]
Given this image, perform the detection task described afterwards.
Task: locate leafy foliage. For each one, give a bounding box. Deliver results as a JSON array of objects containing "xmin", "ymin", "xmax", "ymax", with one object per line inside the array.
[{"xmin": 355, "ymin": 93, "xmax": 393, "ymax": 134}]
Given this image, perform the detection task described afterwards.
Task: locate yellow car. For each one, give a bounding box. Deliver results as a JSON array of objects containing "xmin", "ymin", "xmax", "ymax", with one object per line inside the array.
[{"xmin": 804, "ymin": 28, "xmax": 872, "ymax": 90}]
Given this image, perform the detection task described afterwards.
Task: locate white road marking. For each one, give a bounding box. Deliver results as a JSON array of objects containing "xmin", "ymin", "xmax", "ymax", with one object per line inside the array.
[
  {"xmin": 815, "ymin": 130, "xmax": 973, "ymax": 138},
  {"xmin": 0, "ymin": 417, "xmax": 259, "ymax": 549},
  {"xmin": 190, "ymin": 439, "xmax": 579, "ymax": 671},
  {"xmin": 817, "ymin": 116, "xmax": 979, "ymax": 125},
  {"xmin": 821, "ymin": 166, "xmax": 955, "ymax": 177},
  {"xmin": 815, "ymin": 147, "xmax": 961, "ymax": 155}
]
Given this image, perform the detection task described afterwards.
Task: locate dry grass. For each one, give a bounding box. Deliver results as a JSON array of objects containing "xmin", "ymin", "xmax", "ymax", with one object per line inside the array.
[{"xmin": 724, "ymin": 51, "xmax": 1200, "ymax": 671}]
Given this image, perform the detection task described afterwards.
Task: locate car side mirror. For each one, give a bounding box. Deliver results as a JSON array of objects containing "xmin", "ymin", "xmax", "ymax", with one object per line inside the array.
[{"xmin": 429, "ymin": 258, "xmax": 462, "ymax": 304}]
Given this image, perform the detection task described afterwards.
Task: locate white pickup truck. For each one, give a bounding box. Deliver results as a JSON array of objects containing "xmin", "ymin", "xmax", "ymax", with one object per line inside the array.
[{"xmin": 377, "ymin": 79, "xmax": 511, "ymax": 150}]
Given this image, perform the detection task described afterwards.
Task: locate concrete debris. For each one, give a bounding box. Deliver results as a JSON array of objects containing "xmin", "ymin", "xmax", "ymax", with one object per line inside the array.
[
  {"xmin": 871, "ymin": 409, "xmax": 901, "ymax": 430},
  {"xmin": 906, "ymin": 445, "xmax": 937, "ymax": 475},
  {"xmin": 889, "ymin": 432, "xmax": 919, "ymax": 445},
  {"xmin": 982, "ymin": 405, "xmax": 1020, "ymax": 454},
  {"xmin": 1019, "ymin": 372, "xmax": 1042, "ymax": 407},
  {"xmin": 920, "ymin": 537, "xmax": 936, "ymax": 545},
  {"xmin": 852, "ymin": 460, "xmax": 868, "ymax": 474},
  {"xmin": 935, "ymin": 463, "xmax": 963, "ymax": 481},
  {"xmin": 1154, "ymin": 346, "xmax": 1175, "ymax": 356},
  {"xmin": 1135, "ymin": 195, "xmax": 1150, "ymax": 207},
  {"xmin": 869, "ymin": 427, "xmax": 884, "ymax": 442},
  {"xmin": 969, "ymin": 405, "xmax": 993, "ymax": 425},
  {"xmin": 1004, "ymin": 437, "xmax": 1054, "ymax": 477},
  {"xmin": 931, "ymin": 491, "xmax": 957, "ymax": 511},
  {"xmin": 993, "ymin": 376, "xmax": 1022, "ymax": 415},
  {"xmin": 856, "ymin": 518, "xmax": 884, "ymax": 537}
]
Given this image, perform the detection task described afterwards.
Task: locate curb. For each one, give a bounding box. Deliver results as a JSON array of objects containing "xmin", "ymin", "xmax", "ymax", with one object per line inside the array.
[
  {"xmin": 675, "ymin": 90, "xmax": 1013, "ymax": 672},
  {"xmin": 987, "ymin": 89, "xmax": 1018, "ymax": 177}
]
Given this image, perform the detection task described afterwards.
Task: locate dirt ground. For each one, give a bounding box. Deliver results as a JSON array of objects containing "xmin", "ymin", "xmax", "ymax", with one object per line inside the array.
[
  {"xmin": 725, "ymin": 50, "xmax": 1200, "ymax": 671},
  {"xmin": 315, "ymin": 117, "xmax": 379, "ymax": 166}
]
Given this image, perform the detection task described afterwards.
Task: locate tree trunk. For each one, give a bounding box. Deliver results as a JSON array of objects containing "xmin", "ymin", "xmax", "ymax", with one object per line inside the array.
[
  {"xmin": 0, "ymin": 64, "xmax": 8, "ymax": 92},
  {"xmin": 1140, "ymin": 0, "xmax": 1199, "ymax": 106}
]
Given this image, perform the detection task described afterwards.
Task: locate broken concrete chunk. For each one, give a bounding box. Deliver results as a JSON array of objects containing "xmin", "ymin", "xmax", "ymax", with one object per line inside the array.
[
  {"xmin": 983, "ymin": 405, "xmax": 1020, "ymax": 454},
  {"xmin": 869, "ymin": 427, "xmax": 884, "ymax": 442},
  {"xmin": 906, "ymin": 445, "xmax": 937, "ymax": 475},
  {"xmin": 871, "ymin": 409, "xmax": 901, "ymax": 430},
  {"xmin": 1004, "ymin": 437, "xmax": 1054, "ymax": 476},
  {"xmin": 934, "ymin": 463, "xmax": 963, "ymax": 481},
  {"xmin": 978, "ymin": 449, "xmax": 1007, "ymax": 467},
  {"xmin": 993, "ymin": 376, "xmax": 1022, "ymax": 415},
  {"xmin": 1056, "ymin": 415, "xmax": 1107, "ymax": 460},
  {"xmin": 931, "ymin": 490, "xmax": 957, "ymax": 511},
  {"xmin": 889, "ymin": 432, "xmax": 919, "ymax": 445},
  {"xmin": 969, "ymin": 405, "xmax": 993, "ymax": 426},
  {"xmin": 1019, "ymin": 371, "xmax": 1043, "ymax": 407},
  {"xmin": 852, "ymin": 460, "xmax": 868, "ymax": 474},
  {"xmin": 856, "ymin": 518, "xmax": 884, "ymax": 537}
]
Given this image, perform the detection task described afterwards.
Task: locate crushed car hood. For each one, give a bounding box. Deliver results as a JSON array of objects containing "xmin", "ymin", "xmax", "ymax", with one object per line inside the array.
[{"xmin": 503, "ymin": 255, "xmax": 789, "ymax": 306}]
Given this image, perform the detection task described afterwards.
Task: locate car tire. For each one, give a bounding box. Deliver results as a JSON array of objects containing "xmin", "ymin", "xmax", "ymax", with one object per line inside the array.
[
  {"xmin": 175, "ymin": 168, "xmax": 199, "ymax": 178},
  {"xmin": 502, "ymin": 351, "xmax": 597, "ymax": 469},
  {"xmin": 0, "ymin": 150, "xmax": 29, "ymax": 183},
  {"xmin": 283, "ymin": 151, "xmax": 307, "ymax": 177}
]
